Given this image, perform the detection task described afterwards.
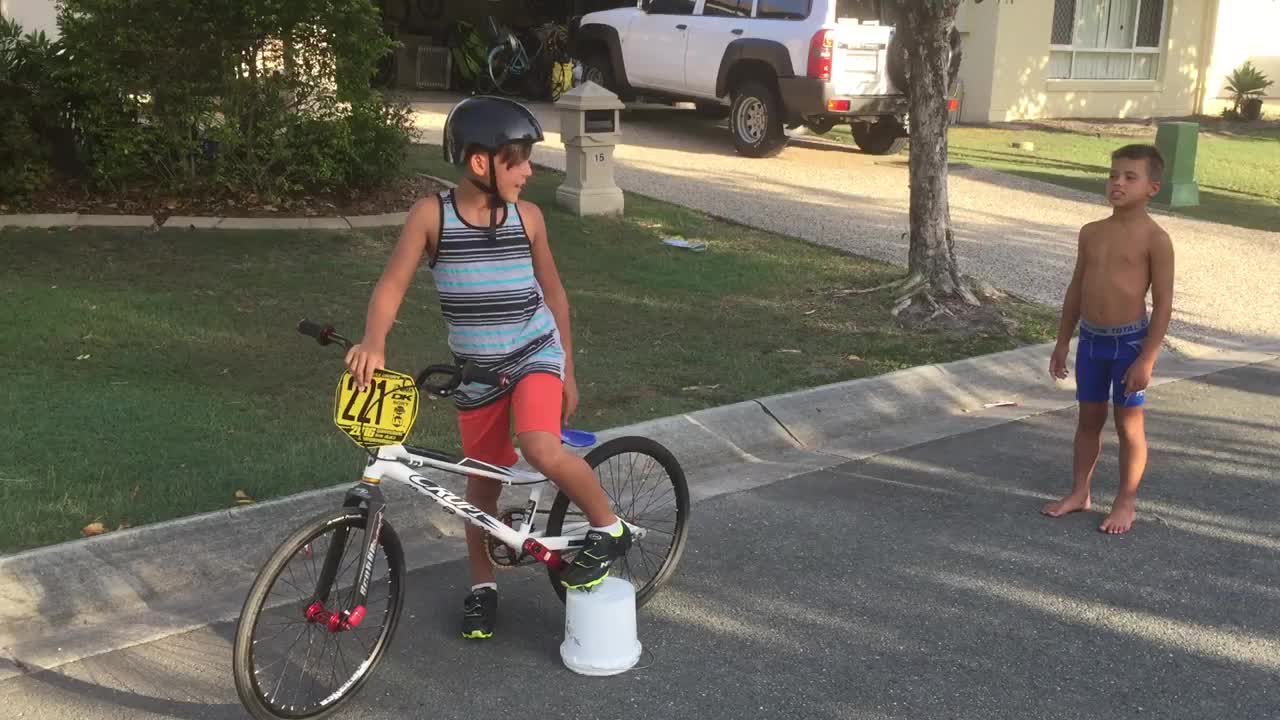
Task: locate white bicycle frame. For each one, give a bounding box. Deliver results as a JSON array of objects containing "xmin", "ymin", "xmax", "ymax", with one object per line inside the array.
[{"xmin": 362, "ymin": 443, "xmax": 648, "ymax": 555}]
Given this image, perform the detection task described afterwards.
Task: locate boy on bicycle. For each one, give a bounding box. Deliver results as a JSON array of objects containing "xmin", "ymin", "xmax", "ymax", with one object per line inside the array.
[
  {"xmin": 344, "ymin": 96, "xmax": 630, "ymax": 639},
  {"xmin": 1042, "ymin": 144, "xmax": 1175, "ymax": 535}
]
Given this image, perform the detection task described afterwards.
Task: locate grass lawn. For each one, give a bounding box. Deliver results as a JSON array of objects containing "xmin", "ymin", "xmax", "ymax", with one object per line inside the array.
[
  {"xmin": 0, "ymin": 145, "xmax": 1056, "ymax": 553},
  {"xmin": 824, "ymin": 124, "xmax": 1280, "ymax": 232}
]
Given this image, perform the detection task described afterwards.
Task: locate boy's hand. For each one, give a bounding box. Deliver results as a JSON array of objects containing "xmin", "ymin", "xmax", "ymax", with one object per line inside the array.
[
  {"xmin": 1123, "ymin": 357, "xmax": 1155, "ymax": 396},
  {"xmin": 1049, "ymin": 343, "xmax": 1070, "ymax": 380},
  {"xmin": 562, "ymin": 374, "xmax": 580, "ymax": 423},
  {"xmin": 345, "ymin": 342, "xmax": 386, "ymax": 391}
]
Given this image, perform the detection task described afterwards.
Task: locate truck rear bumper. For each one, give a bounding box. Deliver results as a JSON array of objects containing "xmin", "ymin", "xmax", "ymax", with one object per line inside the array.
[{"xmin": 776, "ymin": 78, "xmax": 908, "ymax": 122}]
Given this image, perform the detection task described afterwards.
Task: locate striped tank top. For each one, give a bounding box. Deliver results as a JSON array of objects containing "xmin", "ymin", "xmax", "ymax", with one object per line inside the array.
[{"xmin": 430, "ymin": 190, "xmax": 565, "ymax": 409}]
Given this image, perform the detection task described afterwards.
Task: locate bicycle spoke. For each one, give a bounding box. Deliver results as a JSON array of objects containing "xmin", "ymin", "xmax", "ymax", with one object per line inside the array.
[
  {"xmin": 268, "ymin": 624, "xmax": 309, "ymax": 706},
  {"xmin": 254, "ymin": 619, "xmax": 307, "ymax": 645},
  {"xmin": 304, "ymin": 537, "xmax": 321, "ymax": 591},
  {"xmin": 304, "ymin": 632, "xmax": 325, "ymax": 707},
  {"xmin": 293, "ymin": 627, "xmax": 319, "ymax": 708},
  {"xmin": 279, "ymin": 565, "xmax": 310, "ymax": 601}
]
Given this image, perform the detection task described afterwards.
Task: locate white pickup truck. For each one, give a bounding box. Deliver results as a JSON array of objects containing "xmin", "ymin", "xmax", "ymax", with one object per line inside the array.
[{"xmin": 571, "ymin": 0, "xmax": 959, "ymax": 158}]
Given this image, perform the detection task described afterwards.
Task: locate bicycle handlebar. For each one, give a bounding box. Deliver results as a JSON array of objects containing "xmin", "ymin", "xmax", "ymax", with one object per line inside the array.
[
  {"xmin": 297, "ymin": 319, "xmax": 509, "ymax": 395},
  {"xmin": 298, "ymin": 320, "xmax": 350, "ymax": 348}
]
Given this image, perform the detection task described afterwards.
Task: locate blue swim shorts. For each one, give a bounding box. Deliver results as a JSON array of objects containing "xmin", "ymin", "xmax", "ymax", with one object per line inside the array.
[{"xmin": 1075, "ymin": 317, "xmax": 1149, "ymax": 407}]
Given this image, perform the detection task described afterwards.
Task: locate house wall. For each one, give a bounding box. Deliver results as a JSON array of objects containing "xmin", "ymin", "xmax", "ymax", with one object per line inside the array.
[
  {"xmin": 953, "ymin": 0, "xmax": 1272, "ymax": 122},
  {"xmin": 1, "ymin": 0, "xmax": 58, "ymax": 37},
  {"xmin": 992, "ymin": 0, "xmax": 1210, "ymax": 121},
  {"xmin": 953, "ymin": 0, "xmax": 1002, "ymax": 124},
  {"xmin": 1199, "ymin": 0, "xmax": 1280, "ymax": 116}
]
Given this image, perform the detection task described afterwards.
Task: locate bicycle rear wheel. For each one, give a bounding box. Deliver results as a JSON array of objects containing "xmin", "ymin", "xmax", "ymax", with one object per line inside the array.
[
  {"xmin": 544, "ymin": 436, "xmax": 690, "ymax": 607},
  {"xmin": 487, "ymin": 45, "xmax": 522, "ymax": 96},
  {"xmin": 233, "ymin": 509, "xmax": 404, "ymax": 720}
]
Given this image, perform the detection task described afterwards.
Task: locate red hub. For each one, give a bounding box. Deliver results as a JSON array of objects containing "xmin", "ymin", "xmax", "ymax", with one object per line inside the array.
[{"xmin": 304, "ymin": 602, "xmax": 366, "ymax": 632}]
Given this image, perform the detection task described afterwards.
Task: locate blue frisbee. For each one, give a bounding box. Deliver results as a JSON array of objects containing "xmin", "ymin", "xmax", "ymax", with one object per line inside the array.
[{"xmin": 561, "ymin": 428, "xmax": 597, "ymax": 448}]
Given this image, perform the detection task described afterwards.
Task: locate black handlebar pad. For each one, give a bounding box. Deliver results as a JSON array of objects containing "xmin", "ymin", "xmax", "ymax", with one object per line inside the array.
[
  {"xmin": 297, "ymin": 319, "xmax": 333, "ymax": 344},
  {"xmin": 415, "ymin": 362, "xmax": 509, "ymax": 394},
  {"xmin": 460, "ymin": 361, "xmax": 509, "ymax": 388}
]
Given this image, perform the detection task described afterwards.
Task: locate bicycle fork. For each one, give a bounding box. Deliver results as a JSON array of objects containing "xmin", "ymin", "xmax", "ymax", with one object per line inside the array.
[
  {"xmin": 303, "ymin": 479, "xmax": 568, "ymax": 634},
  {"xmin": 304, "ymin": 483, "xmax": 386, "ymax": 633}
]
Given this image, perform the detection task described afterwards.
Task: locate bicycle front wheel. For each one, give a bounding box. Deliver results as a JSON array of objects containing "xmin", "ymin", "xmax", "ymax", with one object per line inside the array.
[
  {"xmin": 233, "ymin": 509, "xmax": 405, "ymax": 720},
  {"xmin": 545, "ymin": 436, "xmax": 690, "ymax": 607}
]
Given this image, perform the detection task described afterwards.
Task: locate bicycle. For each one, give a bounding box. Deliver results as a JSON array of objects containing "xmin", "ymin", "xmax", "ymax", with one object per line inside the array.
[
  {"xmin": 485, "ymin": 18, "xmax": 573, "ymax": 100},
  {"xmin": 231, "ymin": 320, "xmax": 690, "ymax": 720}
]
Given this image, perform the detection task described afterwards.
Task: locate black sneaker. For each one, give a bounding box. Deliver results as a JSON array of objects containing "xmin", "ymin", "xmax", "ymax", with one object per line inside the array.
[
  {"xmin": 461, "ymin": 587, "xmax": 497, "ymax": 640},
  {"xmin": 560, "ymin": 522, "xmax": 632, "ymax": 591}
]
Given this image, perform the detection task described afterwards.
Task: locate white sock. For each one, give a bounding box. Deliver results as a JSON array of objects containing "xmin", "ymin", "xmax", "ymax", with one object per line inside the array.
[
  {"xmin": 591, "ymin": 518, "xmax": 623, "ymax": 536},
  {"xmin": 471, "ymin": 582, "xmax": 497, "ymax": 593}
]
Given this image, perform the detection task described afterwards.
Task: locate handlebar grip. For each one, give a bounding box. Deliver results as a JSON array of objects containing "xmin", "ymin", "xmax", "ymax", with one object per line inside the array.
[{"xmin": 298, "ymin": 319, "xmax": 330, "ymax": 342}]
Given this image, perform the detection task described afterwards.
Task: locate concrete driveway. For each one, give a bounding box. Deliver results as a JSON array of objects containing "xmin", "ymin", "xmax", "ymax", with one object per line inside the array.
[{"xmin": 410, "ymin": 93, "xmax": 1280, "ymax": 358}]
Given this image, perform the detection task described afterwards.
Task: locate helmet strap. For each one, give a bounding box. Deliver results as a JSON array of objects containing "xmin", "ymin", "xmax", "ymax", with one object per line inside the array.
[{"xmin": 464, "ymin": 155, "xmax": 503, "ymax": 237}]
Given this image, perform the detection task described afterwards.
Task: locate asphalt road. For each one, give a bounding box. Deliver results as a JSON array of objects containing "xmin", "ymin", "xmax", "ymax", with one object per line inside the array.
[{"xmin": 4, "ymin": 360, "xmax": 1277, "ymax": 720}]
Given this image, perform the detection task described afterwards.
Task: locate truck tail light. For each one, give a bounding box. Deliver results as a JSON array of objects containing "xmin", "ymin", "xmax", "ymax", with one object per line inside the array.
[{"xmin": 808, "ymin": 29, "xmax": 834, "ymax": 80}]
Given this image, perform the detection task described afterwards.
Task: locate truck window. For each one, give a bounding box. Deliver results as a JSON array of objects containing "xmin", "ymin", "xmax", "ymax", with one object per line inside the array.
[
  {"xmin": 755, "ymin": 0, "xmax": 810, "ymax": 20},
  {"xmin": 702, "ymin": 0, "xmax": 753, "ymax": 17},
  {"xmin": 836, "ymin": 0, "xmax": 894, "ymax": 24},
  {"xmin": 644, "ymin": 0, "xmax": 697, "ymax": 14}
]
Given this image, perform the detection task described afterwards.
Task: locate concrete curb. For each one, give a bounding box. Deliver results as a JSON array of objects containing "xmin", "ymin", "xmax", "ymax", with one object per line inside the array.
[
  {"xmin": 0, "ymin": 175, "xmax": 456, "ymax": 232},
  {"xmin": 1, "ymin": 339, "xmax": 1276, "ymax": 681}
]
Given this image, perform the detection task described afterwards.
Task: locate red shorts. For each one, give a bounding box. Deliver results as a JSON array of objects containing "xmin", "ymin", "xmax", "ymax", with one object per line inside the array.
[{"xmin": 457, "ymin": 372, "xmax": 563, "ymax": 467}]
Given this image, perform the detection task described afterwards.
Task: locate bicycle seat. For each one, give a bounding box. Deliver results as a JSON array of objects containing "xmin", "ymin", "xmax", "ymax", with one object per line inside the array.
[{"xmin": 561, "ymin": 428, "xmax": 596, "ymax": 448}]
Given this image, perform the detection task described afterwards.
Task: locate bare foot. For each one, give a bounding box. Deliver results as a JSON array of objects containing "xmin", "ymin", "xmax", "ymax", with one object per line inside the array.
[
  {"xmin": 1041, "ymin": 492, "xmax": 1091, "ymax": 517},
  {"xmin": 1100, "ymin": 497, "xmax": 1137, "ymax": 534}
]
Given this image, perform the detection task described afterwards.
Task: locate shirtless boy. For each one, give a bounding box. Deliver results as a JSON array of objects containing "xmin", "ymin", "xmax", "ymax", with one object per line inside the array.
[{"xmin": 1042, "ymin": 144, "xmax": 1175, "ymax": 534}]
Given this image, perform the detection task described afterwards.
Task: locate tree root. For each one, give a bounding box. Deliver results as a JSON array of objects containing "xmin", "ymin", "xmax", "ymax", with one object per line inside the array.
[
  {"xmin": 840, "ymin": 273, "xmax": 925, "ymax": 297},
  {"xmin": 891, "ymin": 278, "xmax": 978, "ymax": 319},
  {"xmin": 837, "ymin": 280, "xmax": 902, "ymax": 296}
]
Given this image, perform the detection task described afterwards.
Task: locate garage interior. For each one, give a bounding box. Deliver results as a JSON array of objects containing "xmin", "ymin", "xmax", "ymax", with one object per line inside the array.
[{"xmin": 374, "ymin": 0, "xmax": 635, "ymax": 97}]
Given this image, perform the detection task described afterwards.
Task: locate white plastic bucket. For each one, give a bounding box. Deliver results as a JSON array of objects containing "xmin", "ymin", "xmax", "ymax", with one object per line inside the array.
[{"xmin": 560, "ymin": 576, "xmax": 642, "ymax": 676}]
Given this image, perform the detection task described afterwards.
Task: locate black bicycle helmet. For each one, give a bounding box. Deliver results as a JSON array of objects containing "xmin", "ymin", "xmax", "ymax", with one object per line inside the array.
[{"xmin": 443, "ymin": 95, "xmax": 544, "ymax": 204}]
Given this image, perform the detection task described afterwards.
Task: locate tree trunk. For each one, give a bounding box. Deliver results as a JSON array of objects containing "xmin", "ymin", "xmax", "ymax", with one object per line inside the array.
[{"xmin": 898, "ymin": 1, "xmax": 976, "ymax": 305}]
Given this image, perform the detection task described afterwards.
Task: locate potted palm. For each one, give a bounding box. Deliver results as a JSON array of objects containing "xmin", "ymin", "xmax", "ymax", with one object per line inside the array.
[{"xmin": 1225, "ymin": 61, "xmax": 1273, "ymax": 122}]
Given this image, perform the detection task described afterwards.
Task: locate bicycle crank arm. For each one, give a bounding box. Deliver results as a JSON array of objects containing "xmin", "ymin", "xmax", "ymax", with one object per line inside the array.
[{"xmin": 521, "ymin": 537, "xmax": 565, "ymax": 572}]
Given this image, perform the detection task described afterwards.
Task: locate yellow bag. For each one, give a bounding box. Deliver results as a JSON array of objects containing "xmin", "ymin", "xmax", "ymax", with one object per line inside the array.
[{"xmin": 550, "ymin": 61, "xmax": 574, "ymax": 99}]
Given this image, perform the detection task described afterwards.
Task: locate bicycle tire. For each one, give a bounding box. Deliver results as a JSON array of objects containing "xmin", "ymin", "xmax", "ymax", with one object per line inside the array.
[
  {"xmin": 544, "ymin": 436, "xmax": 690, "ymax": 607},
  {"xmin": 233, "ymin": 509, "xmax": 405, "ymax": 720},
  {"xmin": 487, "ymin": 44, "xmax": 521, "ymax": 96}
]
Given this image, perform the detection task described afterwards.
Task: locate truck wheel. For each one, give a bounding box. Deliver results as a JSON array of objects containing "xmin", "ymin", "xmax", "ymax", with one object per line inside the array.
[
  {"xmin": 851, "ymin": 119, "xmax": 907, "ymax": 155},
  {"xmin": 729, "ymin": 80, "xmax": 787, "ymax": 158},
  {"xmin": 581, "ymin": 53, "xmax": 616, "ymax": 92}
]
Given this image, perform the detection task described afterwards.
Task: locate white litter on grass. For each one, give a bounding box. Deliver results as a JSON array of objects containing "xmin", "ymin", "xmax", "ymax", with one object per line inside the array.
[{"xmin": 661, "ymin": 237, "xmax": 707, "ymax": 252}]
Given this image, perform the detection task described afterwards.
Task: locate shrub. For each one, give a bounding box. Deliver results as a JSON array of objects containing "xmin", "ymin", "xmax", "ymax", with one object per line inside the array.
[
  {"xmin": 55, "ymin": 0, "xmax": 412, "ymax": 198},
  {"xmin": 1224, "ymin": 61, "xmax": 1273, "ymax": 122},
  {"xmin": 0, "ymin": 18, "xmax": 68, "ymax": 198}
]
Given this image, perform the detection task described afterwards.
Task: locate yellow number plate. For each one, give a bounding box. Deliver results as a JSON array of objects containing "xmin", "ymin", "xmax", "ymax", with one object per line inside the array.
[{"xmin": 332, "ymin": 369, "xmax": 420, "ymax": 448}]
